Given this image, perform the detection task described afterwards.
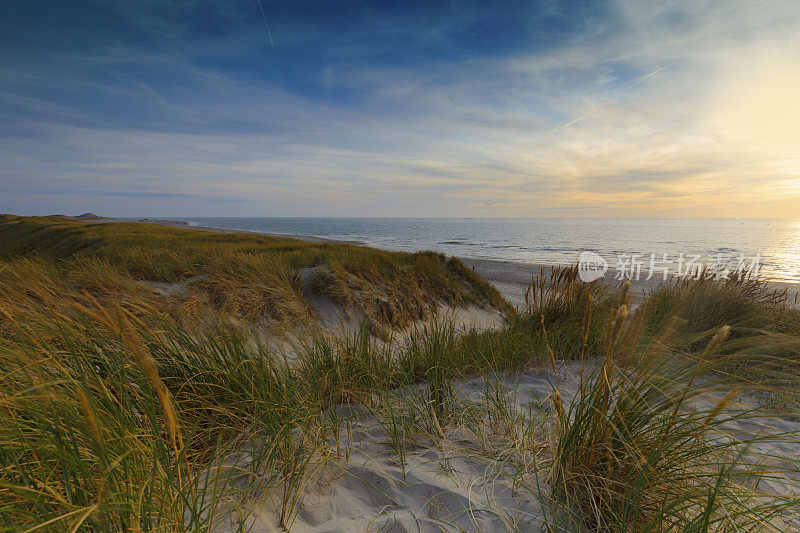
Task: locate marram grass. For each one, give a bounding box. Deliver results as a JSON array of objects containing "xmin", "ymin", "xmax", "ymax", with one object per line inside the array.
[
  {"xmin": 0, "ymin": 214, "xmax": 510, "ymax": 333},
  {"xmin": 0, "ymin": 217, "xmax": 798, "ymax": 531}
]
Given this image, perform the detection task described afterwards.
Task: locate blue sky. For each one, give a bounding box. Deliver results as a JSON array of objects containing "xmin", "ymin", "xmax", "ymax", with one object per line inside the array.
[{"xmin": 1, "ymin": 0, "xmax": 799, "ymax": 217}]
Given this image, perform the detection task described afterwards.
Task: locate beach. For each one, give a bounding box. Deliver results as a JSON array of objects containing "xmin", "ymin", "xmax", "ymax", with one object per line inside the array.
[{"xmin": 461, "ymin": 257, "xmax": 800, "ymax": 309}]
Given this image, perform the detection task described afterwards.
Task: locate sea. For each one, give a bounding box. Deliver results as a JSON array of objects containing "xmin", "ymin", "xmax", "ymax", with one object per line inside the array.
[{"xmin": 180, "ymin": 218, "xmax": 800, "ymax": 283}]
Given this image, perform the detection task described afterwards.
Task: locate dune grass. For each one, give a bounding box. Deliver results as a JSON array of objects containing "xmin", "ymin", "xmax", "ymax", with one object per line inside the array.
[
  {"xmin": 1, "ymin": 216, "xmax": 799, "ymax": 530},
  {"xmin": 640, "ymin": 272, "xmax": 800, "ymax": 403},
  {"xmin": 0, "ymin": 215, "xmax": 509, "ymax": 333},
  {"xmin": 546, "ymin": 328, "xmax": 798, "ymax": 530}
]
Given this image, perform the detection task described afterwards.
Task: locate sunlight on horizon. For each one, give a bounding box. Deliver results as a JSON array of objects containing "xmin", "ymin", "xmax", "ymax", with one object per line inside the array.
[{"xmin": 766, "ymin": 220, "xmax": 800, "ymax": 282}]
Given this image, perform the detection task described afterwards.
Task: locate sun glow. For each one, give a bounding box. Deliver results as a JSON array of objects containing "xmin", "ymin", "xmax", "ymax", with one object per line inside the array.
[
  {"xmin": 770, "ymin": 221, "xmax": 800, "ymax": 282},
  {"xmin": 783, "ymin": 177, "xmax": 800, "ymax": 194},
  {"xmin": 710, "ymin": 49, "xmax": 800, "ymax": 164}
]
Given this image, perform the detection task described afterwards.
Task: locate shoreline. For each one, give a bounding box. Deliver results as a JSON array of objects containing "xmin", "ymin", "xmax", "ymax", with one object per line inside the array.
[
  {"xmin": 461, "ymin": 256, "xmax": 800, "ymax": 308},
  {"xmin": 92, "ymin": 216, "xmax": 800, "ymax": 307},
  {"xmin": 83, "ymin": 216, "xmax": 363, "ymax": 244}
]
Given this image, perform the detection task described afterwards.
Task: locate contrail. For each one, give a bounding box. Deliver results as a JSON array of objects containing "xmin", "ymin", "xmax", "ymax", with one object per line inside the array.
[
  {"xmin": 546, "ymin": 66, "xmax": 666, "ymax": 136},
  {"xmin": 255, "ymin": 0, "xmax": 274, "ymax": 47},
  {"xmin": 637, "ymin": 66, "xmax": 666, "ymax": 82}
]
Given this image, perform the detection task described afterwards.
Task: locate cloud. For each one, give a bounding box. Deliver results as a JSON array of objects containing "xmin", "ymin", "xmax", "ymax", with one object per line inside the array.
[{"xmin": 0, "ymin": 0, "xmax": 799, "ymax": 217}]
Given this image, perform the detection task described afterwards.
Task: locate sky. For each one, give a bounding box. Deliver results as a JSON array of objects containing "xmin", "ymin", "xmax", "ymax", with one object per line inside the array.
[{"xmin": 1, "ymin": 0, "xmax": 799, "ymax": 218}]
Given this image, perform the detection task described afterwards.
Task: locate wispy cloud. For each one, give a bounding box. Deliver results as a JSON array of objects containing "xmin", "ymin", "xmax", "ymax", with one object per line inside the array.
[{"xmin": 0, "ymin": 0, "xmax": 798, "ymax": 217}]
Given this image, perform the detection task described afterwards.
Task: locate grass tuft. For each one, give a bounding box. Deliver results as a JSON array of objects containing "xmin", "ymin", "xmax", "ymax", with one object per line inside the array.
[{"xmin": 1, "ymin": 219, "xmax": 798, "ymax": 530}]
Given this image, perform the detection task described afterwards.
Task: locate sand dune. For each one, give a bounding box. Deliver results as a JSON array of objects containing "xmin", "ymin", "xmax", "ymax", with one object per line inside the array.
[{"xmin": 205, "ymin": 360, "xmax": 800, "ymax": 531}]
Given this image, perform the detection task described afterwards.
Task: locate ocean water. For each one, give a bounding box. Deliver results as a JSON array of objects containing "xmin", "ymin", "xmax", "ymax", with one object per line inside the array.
[{"xmin": 181, "ymin": 218, "xmax": 800, "ymax": 283}]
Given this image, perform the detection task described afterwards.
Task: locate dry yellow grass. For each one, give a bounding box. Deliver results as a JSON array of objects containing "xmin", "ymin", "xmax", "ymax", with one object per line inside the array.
[{"xmin": 0, "ymin": 215, "xmax": 509, "ymax": 334}]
